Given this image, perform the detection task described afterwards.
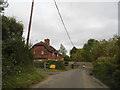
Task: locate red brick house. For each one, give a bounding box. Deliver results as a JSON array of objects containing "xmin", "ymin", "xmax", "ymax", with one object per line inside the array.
[{"xmin": 32, "ymin": 39, "xmax": 64, "ymax": 61}]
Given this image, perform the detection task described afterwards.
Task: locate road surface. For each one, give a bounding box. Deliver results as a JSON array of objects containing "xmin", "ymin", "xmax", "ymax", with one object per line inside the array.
[{"xmin": 30, "ymin": 68, "xmax": 109, "ymax": 88}]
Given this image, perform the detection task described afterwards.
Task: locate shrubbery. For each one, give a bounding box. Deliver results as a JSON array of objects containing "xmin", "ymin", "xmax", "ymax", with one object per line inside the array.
[
  {"xmin": 70, "ymin": 35, "xmax": 120, "ymax": 88},
  {"xmin": 93, "ymin": 56, "xmax": 120, "ymax": 88},
  {"xmin": 92, "ymin": 37, "xmax": 120, "ymax": 88},
  {"xmin": 2, "ymin": 16, "xmax": 34, "ymax": 78},
  {"xmin": 33, "ymin": 60, "xmax": 65, "ymax": 70}
]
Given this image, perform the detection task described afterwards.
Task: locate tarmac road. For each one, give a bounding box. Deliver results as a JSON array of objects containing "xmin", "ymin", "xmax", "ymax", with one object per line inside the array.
[{"xmin": 30, "ymin": 68, "xmax": 109, "ymax": 88}]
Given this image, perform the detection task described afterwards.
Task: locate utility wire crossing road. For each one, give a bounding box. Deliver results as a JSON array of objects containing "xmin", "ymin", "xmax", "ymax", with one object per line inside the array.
[{"xmin": 31, "ymin": 68, "xmax": 109, "ymax": 88}]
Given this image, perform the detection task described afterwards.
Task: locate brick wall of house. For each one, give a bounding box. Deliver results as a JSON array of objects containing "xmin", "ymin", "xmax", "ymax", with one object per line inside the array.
[{"xmin": 32, "ymin": 46, "xmax": 64, "ymax": 60}]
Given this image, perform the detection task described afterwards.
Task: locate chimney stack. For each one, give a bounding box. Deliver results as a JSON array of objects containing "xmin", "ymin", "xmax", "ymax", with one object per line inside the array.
[{"xmin": 44, "ymin": 39, "xmax": 50, "ymax": 45}]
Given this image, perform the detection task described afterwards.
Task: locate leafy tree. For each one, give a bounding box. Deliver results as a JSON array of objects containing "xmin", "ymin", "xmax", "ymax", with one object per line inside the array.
[
  {"xmin": 59, "ymin": 44, "xmax": 67, "ymax": 55},
  {"xmin": 2, "ymin": 16, "xmax": 23, "ymax": 41},
  {"xmin": 71, "ymin": 53, "xmax": 78, "ymax": 61},
  {"xmin": 82, "ymin": 39, "xmax": 99, "ymax": 61},
  {"xmin": 91, "ymin": 37, "xmax": 117, "ymax": 61},
  {"xmin": 2, "ymin": 16, "xmax": 33, "ymax": 78},
  {"xmin": 69, "ymin": 35, "xmax": 120, "ymax": 88},
  {"xmin": 61, "ymin": 55, "xmax": 71, "ymax": 62},
  {"xmin": 70, "ymin": 49, "xmax": 81, "ymax": 61},
  {"xmin": 0, "ymin": 0, "xmax": 9, "ymax": 12},
  {"xmin": 70, "ymin": 46, "xmax": 78, "ymax": 61},
  {"xmin": 116, "ymin": 37, "xmax": 120, "ymax": 65},
  {"xmin": 92, "ymin": 36, "xmax": 120, "ymax": 88},
  {"xmin": 76, "ymin": 49, "xmax": 89, "ymax": 62},
  {"xmin": 70, "ymin": 46, "xmax": 78, "ymax": 55}
]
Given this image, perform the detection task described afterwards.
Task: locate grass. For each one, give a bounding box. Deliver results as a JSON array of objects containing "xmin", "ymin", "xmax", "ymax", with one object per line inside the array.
[
  {"xmin": 36, "ymin": 68, "xmax": 65, "ymax": 72},
  {"xmin": 2, "ymin": 71, "xmax": 48, "ymax": 88},
  {"xmin": 2, "ymin": 66, "xmax": 81, "ymax": 88},
  {"xmin": 36, "ymin": 66, "xmax": 81, "ymax": 72}
]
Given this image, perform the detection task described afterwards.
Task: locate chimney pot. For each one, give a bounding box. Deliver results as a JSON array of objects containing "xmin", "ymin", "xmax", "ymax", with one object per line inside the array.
[{"xmin": 44, "ymin": 39, "xmax": 50, "ymax": 45}]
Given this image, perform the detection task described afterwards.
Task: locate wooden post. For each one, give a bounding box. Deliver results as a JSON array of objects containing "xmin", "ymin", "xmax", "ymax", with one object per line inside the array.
[
  {"xmin": 26, "ymin": 0, "xmax": 34, "ymax": 45},
  {"xmin": 44, "ymin": 62, "xmax": 47, "ymax": 70}
]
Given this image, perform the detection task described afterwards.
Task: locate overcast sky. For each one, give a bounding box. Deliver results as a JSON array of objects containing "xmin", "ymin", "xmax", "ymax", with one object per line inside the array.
[{"xmin": 4, "ymin": 0, "xmax": 118, "ymax": 55}]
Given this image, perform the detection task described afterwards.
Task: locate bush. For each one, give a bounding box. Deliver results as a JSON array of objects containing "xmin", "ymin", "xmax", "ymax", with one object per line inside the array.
[
  {"xmin": 61, "ymin": 55, "xmax": 71, "ymax": 62},
  {"xmin": 33, "ymin": 60, "xmax": 65, "ymax": 70},
  {"xmin": 2, "ymin": 72, "xmax": 48, "ymax": 88},
  {"xmin": 93, "ymin": 56, "xmax": 119, "ymax": 88},
  {"xmin": 112, "ymin": 70, "xmax": 120, "ymax": 88},
  {"xmin": 2, "ymin": 16, "xmax": 34, "ymax": 78}
]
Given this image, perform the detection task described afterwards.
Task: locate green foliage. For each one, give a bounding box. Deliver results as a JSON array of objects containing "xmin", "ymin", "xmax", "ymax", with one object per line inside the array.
[
  {"xmin": 33, "ymin": 60, "xmax": 65, "ymax": 70},
  {"xmin": 92, "ymin": 36, "xmax": 120, "ymax": 88},
  {"xmin": 93, "ymin": 56, "xmax": 119, "ymax": 88},
  {"xmin": 36, "ymin": 68, "xmax": 65, "ymax": 72},
  {"xmin": 112, "ymin": 70, "xmax": 120, "ymax": 88},
  {"xmin": 48, "ymin": 60, "xmax": 65, "ymax": 70},
  {"xmin": 70, "ymin": 37, "xmax": 118, "ymax": 62},
  {"xmin": 2, "ymin": 71, "xmax": 48, "ymax": 88},
  {"xmin": 70, "ymin": 39, "xmax": 98, "ymax": 62},
  {"xmin": 0, "ymin": 0, "xmax": 4, "ymax": 12},
  {"xmin": 69, "ymin": 35, "xmax": 120, "ymax": 88},
  {"xmin": 70, "ymin": 46, "xmax": 80, "ymax": 61},
  {"xmin": 59, "ymin": 44, "xmax": 67, "ymax": 55},
  {"xmin": 116, "ymin": 37, "xmax": 120, "ymax": 65},
  {"xmin": 0, "ymin": 0, "xmax": 9, "ymax": 12},
  {"xmin": 2, "ymin": 16, "xmax": 23, "ymax": 41},
  {"xmin": 82, "ymin": 39, "xmax": 99, "ymax": 61},
  {"xmin": 2, "ymin": 16, "xmax": 34, "ymax": 78},
  {"xmin": 61, "ymin": 55, "xmax": 71, "ymax": 62},
  {"xmin": 70, "ymin": 46, "xmax": 78, "ymax": 55},
  {"xmin": 91, "ymin": 39, "xmax": 117, "ymax": 61},
  {"xmin": 75, "ymin": 49, "xmax": 91, "ymax": 62},
  {"xmin": 83, "ymin": 39, "xmax": 98, "ymax": 52}
]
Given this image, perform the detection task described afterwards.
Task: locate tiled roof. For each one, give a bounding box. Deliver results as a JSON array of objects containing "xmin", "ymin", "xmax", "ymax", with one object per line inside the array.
[{"xmin": 33, "ymin": 41, "xmax": 59, "ymax": 54}]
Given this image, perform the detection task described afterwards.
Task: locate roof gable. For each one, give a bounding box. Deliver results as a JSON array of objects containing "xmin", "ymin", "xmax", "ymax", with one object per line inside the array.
[{"xmin": 33, "ymin": 41, "xmax": 59, "ymax": 54}]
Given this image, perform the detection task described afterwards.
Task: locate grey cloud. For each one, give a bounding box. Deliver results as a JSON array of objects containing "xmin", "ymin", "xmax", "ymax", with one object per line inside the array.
[{"xmin": 5, "ymin": 1, "xmax": 118, "ymax": 55}]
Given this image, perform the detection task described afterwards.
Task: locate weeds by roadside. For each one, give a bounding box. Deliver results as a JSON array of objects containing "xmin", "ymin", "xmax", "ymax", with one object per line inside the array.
[
  {"xmin": 2, "ymin": 72, "xmax": 48, "ymax": 88},
  {"xmin": 36, "ymin": 66, "xmax": 81, "ymax": 72}
]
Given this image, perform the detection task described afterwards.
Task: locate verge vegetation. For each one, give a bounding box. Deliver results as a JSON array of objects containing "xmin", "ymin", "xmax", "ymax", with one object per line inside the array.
[
  {"xmin": 2, "ymin": 16, "xmax": 49, "ymax": 88},
  {"xmin": 3, "ymin": 71, "xmax": 48, "ymax": 88},
  {"xmin": 70, "ymin": 36, "xmax": 120, "ymax": 88}
]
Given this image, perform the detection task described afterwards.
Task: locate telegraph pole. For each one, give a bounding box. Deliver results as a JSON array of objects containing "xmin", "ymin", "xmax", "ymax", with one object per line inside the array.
[{"xmin": 26, "ymin": 0, "xmax": 34, "ymax": 45}]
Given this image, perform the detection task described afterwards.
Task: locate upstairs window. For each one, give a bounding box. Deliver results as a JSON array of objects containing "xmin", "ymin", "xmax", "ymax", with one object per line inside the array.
[
  {"xmin": 41, "ymin": 51, "xmax": 44, "ymax": 55},
  {"xmin": 33, "ymin": 51, "xmax": 36, "ymax": 55},
  {"xmin": 52, "ymin": 53, "xmax": 54, "ymax": 56}
]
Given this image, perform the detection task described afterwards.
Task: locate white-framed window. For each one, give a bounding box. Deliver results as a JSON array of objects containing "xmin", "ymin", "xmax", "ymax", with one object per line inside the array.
[
  {"xmin": 33, "ymin": 51, "xmax": 36, "ymax": 55},
  {"xmin": 41, "ymin": 51, "xmax": 44, "ymax": 55},
  {"xmin": 52, "ymin": 52, "xmax": 54, "ymax": 56}
]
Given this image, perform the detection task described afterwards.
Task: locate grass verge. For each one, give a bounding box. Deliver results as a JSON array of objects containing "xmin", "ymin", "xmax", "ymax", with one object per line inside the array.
[
  {"xmin": 36, "ymin": 68, "xmax": 65, "ymax": 72},
  {"xmin": 36, "ymin": 66, "xmax": 81, "ymax": 72},
  {"xmin": 2, "ymin": 66, "xmax": 81, "ymax": 88},
  {"xmin": 3, "ymin": 71, "xmax": 48, "ymax": 88}
]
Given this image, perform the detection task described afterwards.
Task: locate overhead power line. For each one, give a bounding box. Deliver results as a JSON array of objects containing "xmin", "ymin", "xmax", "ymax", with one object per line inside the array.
[{"xmin": 53, "ymin": 0, "xmax": 74, "ymax": 47}]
